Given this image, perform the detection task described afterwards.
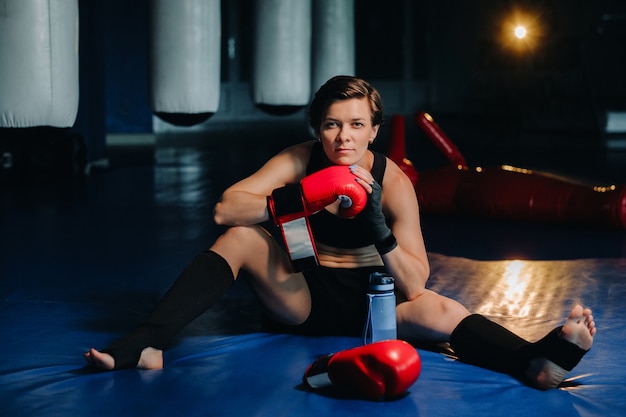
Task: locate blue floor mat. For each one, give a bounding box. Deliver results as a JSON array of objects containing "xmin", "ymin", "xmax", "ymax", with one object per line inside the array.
[{"xmin": 2, "ymin": 255, "xmax": 625, "ymax": 417}]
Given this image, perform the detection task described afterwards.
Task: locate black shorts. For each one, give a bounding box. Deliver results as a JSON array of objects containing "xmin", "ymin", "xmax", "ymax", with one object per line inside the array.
[{"xmin": 263, "ymin": 265, "xmax": 387, "ymax": 337}]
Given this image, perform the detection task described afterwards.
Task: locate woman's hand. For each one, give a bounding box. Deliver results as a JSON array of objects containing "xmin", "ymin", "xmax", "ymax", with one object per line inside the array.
[{"xmin": 349, "ymin": 165, "xmax": 398, "ymax": 254}]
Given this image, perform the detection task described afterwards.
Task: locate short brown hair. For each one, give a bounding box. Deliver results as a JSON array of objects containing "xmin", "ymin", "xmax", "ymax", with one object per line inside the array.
[{"xmin": 308, "ymin": 76, "xmax": 384, "ymax": 135}]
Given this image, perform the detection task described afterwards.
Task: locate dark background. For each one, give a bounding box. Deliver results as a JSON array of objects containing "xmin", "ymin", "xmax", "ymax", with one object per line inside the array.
[{"xmin": 70, "ymin": 0, "xmax": 625, "ymax": 168}]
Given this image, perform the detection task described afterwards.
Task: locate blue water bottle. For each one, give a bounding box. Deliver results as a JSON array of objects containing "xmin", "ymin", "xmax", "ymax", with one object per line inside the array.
[{"xmin": 363, "ymin": 272, "xmax": 397, "ymax": 344}]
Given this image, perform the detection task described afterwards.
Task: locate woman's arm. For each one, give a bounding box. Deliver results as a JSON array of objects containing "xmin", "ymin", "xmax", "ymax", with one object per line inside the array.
[
  {"xmin": 351, "ymin": 159, "xmax": 430, "ymax": 300},
  {"xmin": 379, "ymin": 161, "xmax": 430, "ymax": 300},
  {"xmin": 213, "ymin": 141, "xmax": 314, "ymax": 226}
]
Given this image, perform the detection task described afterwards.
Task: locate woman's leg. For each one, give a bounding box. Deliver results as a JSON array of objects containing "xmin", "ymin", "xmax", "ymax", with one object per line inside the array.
[
  {"xmin": 450, "ymin": 304, "xmax": 595, "ymax": 389},
  {"xmin": 211, "ymin": 226, "xmax": 312, "ymax": 326},
  {"xmin": 396, "ymin": 289, "xmax": 471, "ymax": 342},
  {"xmin": 85, "ymin": 225, "xmax": 311, "ymax": 370},
  {"xmin": 397, "ymin": 292, "xmax": 596, "ymax": 389}
]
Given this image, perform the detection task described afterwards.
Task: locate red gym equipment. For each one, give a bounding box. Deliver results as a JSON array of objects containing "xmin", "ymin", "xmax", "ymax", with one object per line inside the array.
[{"xmin": 386, "ymin": 112, "xmax": 626, "ymax": 229}]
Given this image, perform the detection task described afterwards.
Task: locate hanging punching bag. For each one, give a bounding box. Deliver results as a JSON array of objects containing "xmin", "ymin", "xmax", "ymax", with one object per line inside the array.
[
  {"xmin": 312, "ymin": 0, "xmax": 355, "ymax": 92},
  {"xmin": 0, "ymin": 0, "xmax": 79, "ymax": 128},
  {"xmin": 150, "ymin": 0, "xmax": 221, "ymax": 127},
  {"xmin": 252, "ymin": 0, "xmax": 311, "ymax": 115},
  {"xmin": 0, "ymin": 0, "xmax": 83, "ymax": 181}
]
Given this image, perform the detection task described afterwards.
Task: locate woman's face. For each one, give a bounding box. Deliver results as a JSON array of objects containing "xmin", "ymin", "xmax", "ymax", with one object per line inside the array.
[{"xmin": 319, "ymin": 97, "xmax": 380, "ymax": 167}]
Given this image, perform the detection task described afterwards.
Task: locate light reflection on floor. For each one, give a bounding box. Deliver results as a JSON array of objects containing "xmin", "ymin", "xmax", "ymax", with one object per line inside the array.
[{"xmin": 476, "ymin": 260, "xmax": 534, "ymax": 319}]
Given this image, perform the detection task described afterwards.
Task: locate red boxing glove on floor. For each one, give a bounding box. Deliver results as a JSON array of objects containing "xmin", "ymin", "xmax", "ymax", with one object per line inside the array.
[{"xmin": 303, "ymin": 340, "xmax": 422, "ymax": 400}]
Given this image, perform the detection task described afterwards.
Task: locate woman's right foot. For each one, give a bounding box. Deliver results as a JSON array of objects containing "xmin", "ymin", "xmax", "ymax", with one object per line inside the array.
[{"xmin": 84, "ymin": 346, "xmax": 163, "ymax": 371}]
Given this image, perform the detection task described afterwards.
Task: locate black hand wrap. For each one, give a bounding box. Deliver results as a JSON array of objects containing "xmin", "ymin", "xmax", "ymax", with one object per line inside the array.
[{"xmin": 362, "ymin": 180, "xmax": 397, "ymax": 255}]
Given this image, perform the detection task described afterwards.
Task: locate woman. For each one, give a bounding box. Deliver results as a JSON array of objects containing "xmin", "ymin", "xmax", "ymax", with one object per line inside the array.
[{"xmin": 85, "ymin": 76, "xmax": 595, "ymax": 390}]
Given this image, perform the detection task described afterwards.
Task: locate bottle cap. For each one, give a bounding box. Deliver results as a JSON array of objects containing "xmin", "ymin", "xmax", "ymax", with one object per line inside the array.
[{"xmin": 369, "ymin": 272, "xmax": 394, "ymax": 293}]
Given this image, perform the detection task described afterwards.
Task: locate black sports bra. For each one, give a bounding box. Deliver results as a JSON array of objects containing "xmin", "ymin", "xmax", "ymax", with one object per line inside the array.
[{"xmin": 306, "ymin": 142, "xmax": 387, "ymax": 249}]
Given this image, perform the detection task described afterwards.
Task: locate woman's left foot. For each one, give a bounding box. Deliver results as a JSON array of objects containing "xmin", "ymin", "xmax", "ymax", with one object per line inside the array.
[{"xmin": 526, "ymin": 304, "xmax": 596, "ymax": 389}]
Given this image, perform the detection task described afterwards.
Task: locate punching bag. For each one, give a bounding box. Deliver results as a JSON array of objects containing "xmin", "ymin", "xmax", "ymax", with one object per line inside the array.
[
  {"xmin": 311, "ymin": 0, "xmax": 355, "ymax": 92},
  {"xmin": 252, "ymin": 0, "xmax": 311, "ymax": 115},
  {"xmin": 150, "ymin": 0, "xmax": 221, "ymax": 127},
  {"xmin": 0, "ymin": 0, "xmax": 83, "ymax": 181},
  {"xmin": 0, "ymin": 0, "xmax": 79, "ymax": 128}
]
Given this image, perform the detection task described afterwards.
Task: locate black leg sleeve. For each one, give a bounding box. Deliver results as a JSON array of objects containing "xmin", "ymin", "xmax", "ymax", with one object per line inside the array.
[
  {"xmin": 450, "ymin": 314, "xmax": 590, "ymax": 384},
  {"xmin": 102, "ymin": 250, "xmax": 234, "ymax": 369},
  {"xmin": 449, "ymin": 314, "xmax": 533, "ymax": 380}
]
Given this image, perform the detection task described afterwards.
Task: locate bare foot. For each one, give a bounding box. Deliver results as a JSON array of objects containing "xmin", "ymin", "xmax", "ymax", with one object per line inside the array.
[
  {"xmin": 527, "ymin": 304, "xmax": 596, "ymax": 389},
  {"xmin": 84, "ymin": 347, "xmax": 164, "ymax": 371}
]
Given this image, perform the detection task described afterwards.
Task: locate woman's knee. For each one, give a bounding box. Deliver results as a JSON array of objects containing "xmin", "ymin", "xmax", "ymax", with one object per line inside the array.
[
  {"xmin": 211, "ymin": 226, "xmax": 269, "ymax": 268},
  {"xmin": 212, "ymin": 225, "xmax": 290, "ymax": 275},
  {"xmin": 214, "ymin": 225, "xmax": 271, "ymax": 250},
  {"xmin": 397, "ymin": 291, "xmax": 470, "ymax": 337},
  {"xmin": 226, "ymin": 224, "xmax": 264, "ymax": 238},
  {"xmin": 428, "ymin": 292, "xmax": 470, "ymax": 321}
]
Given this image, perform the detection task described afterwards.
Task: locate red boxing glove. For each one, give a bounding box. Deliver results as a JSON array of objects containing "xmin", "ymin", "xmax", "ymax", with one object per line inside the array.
[
  {"xmin": 303, "ymin": 340, "xmax": 422, "ymax": 400},
  {"xmin": 267, "ymin": 166, "xmax": 367, "ymax": 271},
  {"xmin": 268, "ymin": 165, "xmax": 367, "ymax": 222}
]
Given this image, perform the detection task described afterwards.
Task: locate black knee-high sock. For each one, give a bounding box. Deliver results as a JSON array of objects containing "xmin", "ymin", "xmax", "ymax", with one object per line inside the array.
[
  {"xmin": 449, "ymin": 314, "xmax": 588, "ymax": 383},
  {"xmin": 102, "ymin": 250, "xmax": 234, "ymax": 369}
]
